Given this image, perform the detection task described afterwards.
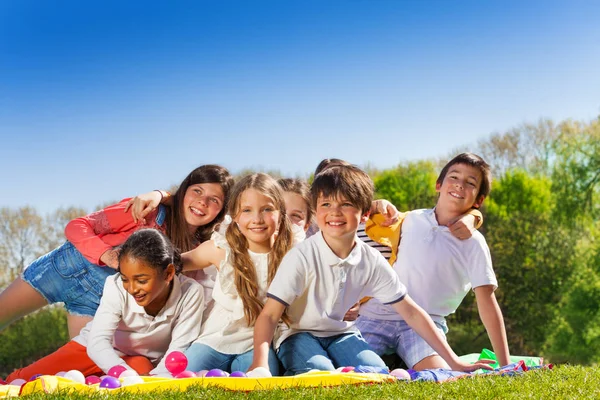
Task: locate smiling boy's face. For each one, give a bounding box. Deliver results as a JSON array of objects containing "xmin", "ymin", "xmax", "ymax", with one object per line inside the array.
[
  {"xmin": 436, "ymin": 163, "xmax": 484, "ymax": 213},
  {"xmin": 315, "ymin": 193, "xmax": 368, "ymax": 242}
]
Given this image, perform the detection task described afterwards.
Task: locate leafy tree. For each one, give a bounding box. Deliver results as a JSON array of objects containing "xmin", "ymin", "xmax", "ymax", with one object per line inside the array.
[
  {"xmin": 0, "ymin": 207, "xmax": 44, "ymax": 285},
  {"xmin": 373, "ymin": 160, "xmax": 438, "ymax": 211},
  {"xmin": 551, "ymin": 118, "xmax": 600, "ymax": 225}
]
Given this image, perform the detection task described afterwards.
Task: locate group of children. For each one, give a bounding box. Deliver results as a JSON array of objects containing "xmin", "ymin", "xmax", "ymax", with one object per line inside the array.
[{"xmin": 3, "ymin": 153, "xmax": 509, "ymax": 380}]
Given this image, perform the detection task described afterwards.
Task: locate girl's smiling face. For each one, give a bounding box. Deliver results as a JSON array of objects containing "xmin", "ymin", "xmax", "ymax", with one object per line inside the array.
[
  {"xmin": 283, "ymin": 191, "xmax": 310, "ymax": 231},
  {"xmin": 119, "ymin": 255, "xmax": 174, "ymax": 317}
]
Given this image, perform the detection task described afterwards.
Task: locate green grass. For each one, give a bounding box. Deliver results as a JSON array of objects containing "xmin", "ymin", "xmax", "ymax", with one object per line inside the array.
[{"xmin": 14, "ymin": 365, "xmax": 600, "ymax": 400}]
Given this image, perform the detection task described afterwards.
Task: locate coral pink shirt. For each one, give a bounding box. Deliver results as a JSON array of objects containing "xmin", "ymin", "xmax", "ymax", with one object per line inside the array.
[{"xmin": 64, "ymin": 198, "xmax": 166, "ymax": 265}]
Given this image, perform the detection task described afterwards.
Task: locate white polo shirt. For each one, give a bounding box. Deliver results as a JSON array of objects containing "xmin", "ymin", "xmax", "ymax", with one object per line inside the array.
[
  {"xmin": 359, "ymin": 209, "xmax": 497, "ymax": 322},
  {"xmin": 268, "ymin": 231, "xmax": 407, "ymax": 348},
  {"xmin": 75, "ymin": 273, "xmax": 204, "ymax": 376}
]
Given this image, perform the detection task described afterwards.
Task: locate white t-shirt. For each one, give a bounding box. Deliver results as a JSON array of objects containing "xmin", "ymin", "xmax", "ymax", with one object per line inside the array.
[
  {"xmin": 359, "ymin": 208, "xmax": 497, "ymax": 322},
  {"xmin": 268, "ymin": 231, "xmax": 407, "ymax": 348},
  {"xmin": 75, "ymin": 274, "xmax": 204, "ymax": 376},
  {"xmin": 192, "ymin": 230, "xmax": 271, "ymax": 354}
]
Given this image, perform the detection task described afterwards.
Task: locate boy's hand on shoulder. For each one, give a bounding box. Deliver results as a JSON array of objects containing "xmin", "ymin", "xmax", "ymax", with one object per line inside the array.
[
  {"xmin": 371, "ymin": 199, "xmax": 399, "ymax": 226},
  {"xmin": 448, "ymin": 214, "xmax": 476, "ymax": 240}
]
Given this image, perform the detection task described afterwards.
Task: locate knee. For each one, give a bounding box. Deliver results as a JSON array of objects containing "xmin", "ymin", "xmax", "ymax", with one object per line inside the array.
[{"xmin": 124, "ymin": 356, "xmax": 154, "ymax": 375}]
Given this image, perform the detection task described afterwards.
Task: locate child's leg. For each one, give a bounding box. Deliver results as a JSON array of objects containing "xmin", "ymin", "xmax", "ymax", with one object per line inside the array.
[
  {"xmin": 0, "ymin": 277, "xmax": 48, "ymax": 332},
  {"xmin": 6, "ymin": 341, "xmax": 101, "ymax": 381},
  {"xmin": 355, "ymin": 315, "xmax": 400, "ymax": 356},
  {"xmin": 277, "ymin": 332, "xmax": 335, "ymax": 376},
  {"xmin": 326, "ymin": 332, "xmax": 388, "ymax": 369},
  {"xmin": 184, "ymin": 342, "xmax": 234, "ymax": 372},
  {"xmin": 396, "ymin": 320, "xmax": 451, "ymax": 370},
  {"xmin": 122, "ymin": 356, "xmax": 154, "ymax": 375},
  {"xmin": 232, "ymin": 347, "xmax": 280, "ymax": 375}
]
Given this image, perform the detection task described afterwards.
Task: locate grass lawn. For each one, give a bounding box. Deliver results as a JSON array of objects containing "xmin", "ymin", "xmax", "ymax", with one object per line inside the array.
[{"xmin": 11, "ymin": 365, "xmax": 600, "ymax": 400}]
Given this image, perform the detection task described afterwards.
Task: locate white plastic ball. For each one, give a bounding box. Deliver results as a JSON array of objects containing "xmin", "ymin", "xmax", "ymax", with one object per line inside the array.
[{"xmin": 64, "ymin": 370, "xmax": 86, "ymax": 384}]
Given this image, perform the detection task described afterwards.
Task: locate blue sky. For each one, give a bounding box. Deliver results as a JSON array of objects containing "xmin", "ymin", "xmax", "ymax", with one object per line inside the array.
[{"xmin": 1, "ymin": 0, "xmax": 599, "ymax": 214}]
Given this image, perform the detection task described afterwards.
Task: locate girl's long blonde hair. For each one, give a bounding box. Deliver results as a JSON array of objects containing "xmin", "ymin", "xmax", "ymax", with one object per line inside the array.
[{"xmin": 225, "ymin": 173, "xmax": 293, "ymax": 326}]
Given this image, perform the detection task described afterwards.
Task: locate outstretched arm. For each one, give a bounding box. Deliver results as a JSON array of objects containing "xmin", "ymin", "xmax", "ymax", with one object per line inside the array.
[
  {"xmin": 249, "ymin": 298, "xmax": 286, "ymax": 372},
  {"xmin": 391, "ymin": 295, "xmax": 494, "ymax": 372},
  {"xmin": 181, "ymin": 240, "xmax": 225, "ymax": 271},
  {"xmin": 475, "ymin": 285, "xmax": 510, "ymax": 366}
]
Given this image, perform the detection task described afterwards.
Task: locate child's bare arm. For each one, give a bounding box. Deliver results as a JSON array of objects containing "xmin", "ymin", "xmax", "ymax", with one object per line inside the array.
[
  {"xmin": 391, "ymin": 295, "xmax": 494, "ymax": 372},
  {"xmin": 182, "ymin": 240, "xmax": 224, "ymax": 271},
  {"xmin": 474, "ymin": 285, "xmax": 510, "ymax": 366},
  {"xmin": 250, "ymin": 298, "xmax": 286, "ymax": 372},
  {"xmin": 448, "ymin": 209, "xmax": 483, "ymax": 240},
  {"xmin": 124, "ymin": 190, "xmax": 172, "ymax": 224}
]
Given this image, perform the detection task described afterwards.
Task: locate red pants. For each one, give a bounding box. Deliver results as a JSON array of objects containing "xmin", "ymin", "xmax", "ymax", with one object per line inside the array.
[{"xmin": 7, "ymin": 341, "xmax": 153, "ymax": 381}]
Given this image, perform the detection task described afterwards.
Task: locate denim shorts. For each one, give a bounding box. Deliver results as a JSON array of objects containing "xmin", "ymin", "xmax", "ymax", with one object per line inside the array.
[
  {"xmin": 356, "ymin": 315, "xmax": 449, "ymax": 368},
  {"xmin": 22, "ymin": 241, "xmax": 116, "ymax": 317}
]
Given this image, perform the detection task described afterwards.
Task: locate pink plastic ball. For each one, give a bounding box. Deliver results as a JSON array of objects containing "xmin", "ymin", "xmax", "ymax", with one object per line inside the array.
[
  {"xmin": 175, "ymin": 370, "xmax": 196, "ymax": 378},
  {"xmin": 165, "ymin": 351, "xmax": 188, "ymax": 376},
  {"xmin": 99, "ymin": 376, "xmax": 121, "ymax": 389},
  {"xmin": 195, "ymin": 370, "xmax": 208, "ymax": 377},
  {"xmin": 85, "ymin": 376, "xmax": 102, "ymax": 385},
  {"xmin": 55, "ymin": 371, "xmax": 66, "ymax": 377},
  {"xmin": 229, "ymin": 371, "xmax": 247, "ymax": 377},
  {"xmin": 107, "ymin": 365, "xmax": 128, "ymax": 378},
  {"xmin": 341, "ymin": 366, "xmax": 355, "ymax": 373},
  {"xmin": 390, "ymin": 368, "xmax": 411, "ymax": 380},
  {"xmin": 205, "ymin": 369, "xmax": 228, "ymax": 377},
  {"xmin": 9, "ymin": 379, "xmax": 27, "ymax": 387}
]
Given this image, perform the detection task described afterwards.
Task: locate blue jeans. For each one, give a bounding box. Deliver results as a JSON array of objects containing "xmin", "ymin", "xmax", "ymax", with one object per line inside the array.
[
  {"xmin": 185, "ymin": 343, "xmax": 281, "ymax": 375},
  {"xmin": 21, "ymin": 241, "xmax": 115, "ymax": 316},
  {"xmin": 277, "ymin": 331, "xmax": 387, "ymax": 376}
]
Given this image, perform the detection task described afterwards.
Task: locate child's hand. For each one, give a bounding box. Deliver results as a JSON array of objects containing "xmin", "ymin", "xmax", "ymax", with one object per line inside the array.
[
  {"xmin": 124, "ymin": 191, "xmax": 163, "ymax": 224},
  {"xmin": 450, "ymin": 358, "xmax": 495, "ymax": 372},
  {"xmin": 448, "ymin": 214, "xmax": 476, "ymax": 240},
  {"xmin": 100, "ymin": 248, "xmax": 120, "ymax": 269},
  {"xmin": 343, "ymin": 303, "xmax": 360, "ymax": 321},
  {"xmin": 371, "ymin": 199, "xmax": 399, "ymax": 226}
]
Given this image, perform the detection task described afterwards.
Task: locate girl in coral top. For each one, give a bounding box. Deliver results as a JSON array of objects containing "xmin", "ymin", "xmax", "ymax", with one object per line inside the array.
[{"xmin": 0, "ymin": 165, "xmax": 233, "ymax": 338}]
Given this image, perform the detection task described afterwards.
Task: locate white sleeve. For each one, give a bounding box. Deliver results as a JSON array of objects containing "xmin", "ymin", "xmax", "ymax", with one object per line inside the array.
[
  {"xmin": 86, "ymin": 277, "xmax": 129, "ymax": 373},
  {"xmin": 150, "ymin": 281, "xmax": 204, "ymax": 376},
  {"xmin": 467, "ymin": 236, "xmax": 497, "ymax": 289},
  {"xmin": 365, "ymin": 250, "xmax": 407, "ymax": 304},
  {"xmin": 267, "ymin": 248, "xmax": 307, "ymax": 306}
]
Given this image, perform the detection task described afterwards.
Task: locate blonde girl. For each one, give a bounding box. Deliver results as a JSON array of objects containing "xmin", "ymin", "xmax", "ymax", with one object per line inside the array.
[{"xmin": 181, "ymin": 173, "xmax": 294, "ymax": 374}]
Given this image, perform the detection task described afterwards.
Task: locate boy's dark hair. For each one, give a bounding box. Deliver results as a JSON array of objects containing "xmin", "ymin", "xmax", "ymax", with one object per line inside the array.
[
  {"xmin": 314, "ymin": 158, "xmax": 351, "ymax": 176},
  {"xmin": 437, "ymin": 153, "xmax": 492, "ymax": 201},
  {"xmin": 119, "ymin": 229, "xmax": 183, "ymax": 274},
  {"xmin": 168, "ymin": 164, "xmax": 234, "ymax": 252},
  {"xmin": 311, "ymin": 165, "xmax": 374, "ymax": 214},
  {"xmin": 277, "ymin": 178, "xmax": 313, "ymax": 225}
]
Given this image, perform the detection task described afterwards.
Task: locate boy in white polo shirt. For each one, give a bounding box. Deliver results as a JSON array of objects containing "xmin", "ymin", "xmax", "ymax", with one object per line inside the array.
[
  {"xmin": 357, "ymin": 153, "xmax": 510, "ymax": 371},
  {"xmin": 250, "ymin": 164, "xmax": 493, "ymax": 375}
]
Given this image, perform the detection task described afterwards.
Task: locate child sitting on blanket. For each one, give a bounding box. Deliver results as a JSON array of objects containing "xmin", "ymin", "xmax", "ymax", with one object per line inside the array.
[
  {"xmin": 6, "ymin": 229, "xmax": 204, "ymax": 380},
  {"xmin": 357, "ymin": 153, "xmax": 510, "ymax": 370},
  {"xmin": 250, "ymin": 164, "xmax": 493, "ymax": 375}
]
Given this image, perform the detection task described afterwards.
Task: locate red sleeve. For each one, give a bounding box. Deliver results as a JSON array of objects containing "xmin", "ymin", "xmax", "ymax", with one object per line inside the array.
[{"xmin": 64, "ymin": 198, "xmax": 139, "ymax": 265}]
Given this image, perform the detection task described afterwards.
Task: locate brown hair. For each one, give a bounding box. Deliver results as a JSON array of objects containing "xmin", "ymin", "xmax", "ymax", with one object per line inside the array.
[
  {"xmin": 436, "ymin": 153, "xmax": 492, "ymax": 204},
  {"xmin": 225, "ymin": 173, "xmax": 293, "ymax": 326},
  {"xmin": 311, "ymin": 165, "xmax": 374, "ymax": 214},
  {"xmin": 277, "ymin": 178, "xmax": 313, "ymax": 227},
  {"xmin": 166, "ymin": 165, "xmax": 234, "ymax": 252},
  {"xmin": 314, "ymin": 158, "xmax": 351, "ymax": 176}
]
